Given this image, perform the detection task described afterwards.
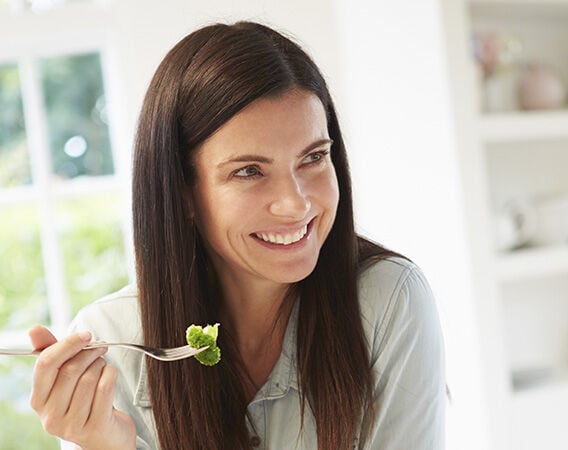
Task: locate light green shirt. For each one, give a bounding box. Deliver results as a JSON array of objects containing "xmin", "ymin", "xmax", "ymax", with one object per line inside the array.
[{"xmin": 66, "ymin": 257, "xmax": 446, "ymax": 449}]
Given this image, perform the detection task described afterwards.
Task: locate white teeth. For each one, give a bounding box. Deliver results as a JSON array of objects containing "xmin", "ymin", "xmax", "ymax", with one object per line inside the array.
[{"xmin": 256, "ymin": 224, "xmax": 308, "ymax": 245}]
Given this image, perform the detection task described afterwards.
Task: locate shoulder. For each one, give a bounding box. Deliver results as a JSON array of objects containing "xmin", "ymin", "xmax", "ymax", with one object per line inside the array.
[
  {"xmin": 358, "ymin": 256, "xmax": 422, "ymax": 302},
  {"xmin": 69, "ymin": 284, "xmax": 142, "ymax": 343},
  {"xmin": 359, "ymin": 258, "xmax": 446, "ymax": 447},
  {"xmin": 358, "ymin": 257, "xmax": 442, "ymax": 362},
  {"xmin": 358, "ymin": 256, "xmax": 431, "ymax": 323}
]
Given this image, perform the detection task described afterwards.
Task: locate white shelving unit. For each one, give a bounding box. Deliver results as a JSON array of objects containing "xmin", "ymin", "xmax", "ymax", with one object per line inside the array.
[
  {"xmin": 478, "ymin": 110, "xmax": 568, "ymax": 141},
  {"xmin": 511, "ymin": 379, "xmax": 568, "ymax": 450},
  {"xmin": 495, "ymin": 245, "xmax": 568, "ymax": 281},
  {"xmin": 444, "ymin": 1, "xmax": 568, "ymax": 449}
]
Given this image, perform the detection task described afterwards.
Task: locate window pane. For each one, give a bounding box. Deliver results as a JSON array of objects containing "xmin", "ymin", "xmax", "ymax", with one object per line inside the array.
[
  {"xmin": 0, "ymin": 358, "xmax": 59, "ymax": 449},
  {"xmin": 0, "ymin": 205, "xmax": 48, "ymax": 331},
  {"xmin": 40, "ymin": 53, "xmax": 114, "ymax": 180},
  {"xmin": 0, "ymin": 64, "xmax": 31, "ymax": 188},
  {"xmin": 56, "ymin": 194, "xmax": 129, "ymax": 316}
]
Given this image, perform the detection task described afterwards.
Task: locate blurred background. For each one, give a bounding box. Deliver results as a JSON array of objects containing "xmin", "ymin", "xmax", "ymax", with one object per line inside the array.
[{"xmin": 1, "ymin": 0, "xmax": 567, "ymax": 449}]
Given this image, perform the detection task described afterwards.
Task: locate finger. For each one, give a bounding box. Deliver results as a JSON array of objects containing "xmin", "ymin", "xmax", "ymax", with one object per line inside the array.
[
  {"xmin": 28, "ymin": 325, "xmax": 57, "ymax": 351},
  {"xmin": 88, "ymin": 364, "xmax": 118, "ymax": 424},
  {"xmin": 43, "ymin": 347, "xmax": 108, "ymax": 419},
  {"xmin": 66, "ymin": 356, "xmax": 107, "ymax": 429},
  {"xmin": 30, "ymin": 332, "xmax": 94, "ymax": 410}
]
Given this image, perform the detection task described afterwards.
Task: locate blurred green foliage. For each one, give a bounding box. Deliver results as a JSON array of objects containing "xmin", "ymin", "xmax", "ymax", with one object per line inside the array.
[
  {"xmin": 57, "ymin": 194, "xmax": 130, "ymax": 316},
  {"xmin": 41, "ymin": 52, "xmax": 114, "ymax": 179},
  {"xmin": 0, "ymin": 51, "xmax": 129, "ymax": 449},
  {"xmin": 0, "ymin": 195, "xmax": 130, "ymax": 448},
  {"xmin": 0, "ymin": 357, "xmax": 59, "ymax": 449},
  {"xmin": 0, "ymin": 64, "xmax": 31, "ymax": 187},
  {"xmin": 0, "ymin": 64, "xmax": 25, "ymax": 148},
  {"xmin": 41, "ymin": 53, "xmax": 114, "ymax": 179},
  {"xmin": 0, "ymin": 205, "xmax": 48, "ymax": 330}
]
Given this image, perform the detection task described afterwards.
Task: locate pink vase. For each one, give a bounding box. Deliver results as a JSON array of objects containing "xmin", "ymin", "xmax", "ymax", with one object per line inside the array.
[{"xmin": 517, "ymin": 63, "xmax": 566, "ymax": 111}]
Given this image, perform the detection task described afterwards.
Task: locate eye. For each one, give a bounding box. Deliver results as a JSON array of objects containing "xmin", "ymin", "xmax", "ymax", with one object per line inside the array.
[
  {"xmin": 303, "ymin": 149, "xmax": 330, "ymax": 165},
  {"xmin": 233, "ymin": 165, "xmax": 262, "ymax": 178}
]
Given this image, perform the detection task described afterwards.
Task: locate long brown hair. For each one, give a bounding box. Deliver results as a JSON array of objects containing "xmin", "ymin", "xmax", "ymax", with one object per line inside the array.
[{"xmin": 132, "ymin": 21, "xmax": 395, "ymax": 449}]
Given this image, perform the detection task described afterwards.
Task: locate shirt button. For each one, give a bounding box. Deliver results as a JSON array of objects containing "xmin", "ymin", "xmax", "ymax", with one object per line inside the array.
[{"xmin": 250, "ymin": 435, "xmax": 261, "ymax": 447}]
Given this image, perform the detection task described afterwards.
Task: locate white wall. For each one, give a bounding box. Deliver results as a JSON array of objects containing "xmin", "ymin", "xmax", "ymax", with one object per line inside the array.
[
  {"xmin": 103, "ymin": 0, "xmax": 343, "ymax": 152},
  {"xmin": 331, "ymin": 1, "xmax": 493, "ymax": 449}
]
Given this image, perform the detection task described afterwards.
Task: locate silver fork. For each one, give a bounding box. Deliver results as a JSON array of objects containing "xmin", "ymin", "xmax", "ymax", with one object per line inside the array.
[{"xmin": 0, "ymin": 342, "xmax": 208, "ymax": 362}]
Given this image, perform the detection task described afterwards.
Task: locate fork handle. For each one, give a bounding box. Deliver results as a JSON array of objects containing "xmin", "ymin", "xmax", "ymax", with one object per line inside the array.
[
  {"xmin": 85, "ymin": 342, "xmax": 114, "ymax": 349},
  {"xmin": 0, "ymin": 343, "xmax": 112, "ymax": 356},
  {"xmin": 0, "ymin": 349, "xmax": 39, "ymax": 356}
]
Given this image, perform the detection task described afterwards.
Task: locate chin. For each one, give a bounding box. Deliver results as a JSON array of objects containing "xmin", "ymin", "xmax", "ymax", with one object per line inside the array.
[{"xmin": 270, "ymin": 261, "xmax": 318, "ymax": 284}]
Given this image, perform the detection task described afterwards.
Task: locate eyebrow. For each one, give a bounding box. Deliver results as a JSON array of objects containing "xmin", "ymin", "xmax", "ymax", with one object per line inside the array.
[{"xmin": 217, "ymin": 138, "xmax": 334, "ymax": 168}]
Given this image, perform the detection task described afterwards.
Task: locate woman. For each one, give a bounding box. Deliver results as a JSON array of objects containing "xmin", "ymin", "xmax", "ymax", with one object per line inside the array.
[{"xmin": 29, "ymin": 21, "xmax": 445, "ymax": 450}]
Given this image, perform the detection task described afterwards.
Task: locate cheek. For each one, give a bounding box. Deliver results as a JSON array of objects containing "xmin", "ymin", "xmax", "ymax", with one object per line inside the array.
[
  {"xmin": 192, "ymin": 184, "xmax": 220, "ymax": 237},
  {"xmin": 331, "ymin": 174, "xmax": 340, "ymax": 204},
  {"xmin": 194, "ymin": 185, "xmax": 256, "ymax": 238},
  {"xmin": 317, "ymin": 169, "xmax": 340, "ymax": 210}
]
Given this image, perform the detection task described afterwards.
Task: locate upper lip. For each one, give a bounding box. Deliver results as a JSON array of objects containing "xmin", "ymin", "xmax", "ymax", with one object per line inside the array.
[{"xmin": 252, "ymin": 218, "xmax": 313, "ymax": 236}]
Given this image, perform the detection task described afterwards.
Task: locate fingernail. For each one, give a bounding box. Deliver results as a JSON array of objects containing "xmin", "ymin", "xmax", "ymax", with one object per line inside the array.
[{"xmin": 78, "ymin": 331, "xmax": 92, "ymax": 342}]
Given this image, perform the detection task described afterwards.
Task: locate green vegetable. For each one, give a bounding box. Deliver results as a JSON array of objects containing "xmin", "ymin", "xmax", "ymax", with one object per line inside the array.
[{"xmin": 186, "ymin": 323, "xmax": 221, "ymax": 366}]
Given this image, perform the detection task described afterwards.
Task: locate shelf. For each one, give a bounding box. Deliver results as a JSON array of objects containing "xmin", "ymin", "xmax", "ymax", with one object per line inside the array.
[
  {"xmin": 457, "ymin": 1, "xmax": 568, "ymax": 448},
  {"xmin": 471, "ymin": 0, "xmax": 568, "ymax": 6},
  {"xmin": 511, "ymin": 378, "xmax": 568, "ymax": 450},
  {"xmin": 478, "ymin": 111, "xmax": 568, "ymax": 142},
  {"xmin": 495, "ymin": 245, "xmax": 568, "ymax": 281},
  {"xmin": 512, "ymin": 373, "xmax": 568, "ymax": 402},
  {"xmin": 512, "ymin": 366, "xmax": 568, "ymax": 391},
  {"xmin": 471, "ymin": 0, "xmax": 568, "ymax": 17}
]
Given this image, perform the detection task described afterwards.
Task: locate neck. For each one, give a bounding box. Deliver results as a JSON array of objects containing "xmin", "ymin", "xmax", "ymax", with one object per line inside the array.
[
  {"xmin": 216, "ymin": 273, "xmax": 296, "ymax": 401},
  {"xmin": 220, "ymin": 276, "xmax": 292, "ymax": 351}
]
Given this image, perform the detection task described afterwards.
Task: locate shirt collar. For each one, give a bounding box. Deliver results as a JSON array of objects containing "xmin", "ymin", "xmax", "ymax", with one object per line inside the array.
[{"xmin": 134, "ymin": 357, "xmax": 151, "ymax": 407}]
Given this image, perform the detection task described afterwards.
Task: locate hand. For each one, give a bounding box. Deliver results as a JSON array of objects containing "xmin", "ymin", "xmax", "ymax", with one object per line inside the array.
[{"xmin": 28, "ymin": 325, "xmax": 136, "ymax": 450}]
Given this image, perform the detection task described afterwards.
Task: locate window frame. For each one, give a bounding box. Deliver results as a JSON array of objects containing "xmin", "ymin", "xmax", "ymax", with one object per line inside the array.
[{"xmin": 0, "ymin": 2, "xmax": 134, "ymax": 344}]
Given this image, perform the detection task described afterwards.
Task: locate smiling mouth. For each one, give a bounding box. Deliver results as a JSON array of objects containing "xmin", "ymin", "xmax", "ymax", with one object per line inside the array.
[{"xmin": 254, "ymin": 223, "xmax": 309, "ymax": 246}]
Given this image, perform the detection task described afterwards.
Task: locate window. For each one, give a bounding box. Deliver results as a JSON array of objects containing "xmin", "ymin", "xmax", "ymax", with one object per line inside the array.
[
  {"xmin": 0, "ymin": 3, "xmax": 132, "ymax": 448},
  {"xmin": 0, "ymin": 52, "xmax": 130, "ymax": 336}
]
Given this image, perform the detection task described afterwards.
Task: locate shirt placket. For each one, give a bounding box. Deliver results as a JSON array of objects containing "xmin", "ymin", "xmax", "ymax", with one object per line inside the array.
[{"xmin": 247, "ymin": 397, "xmax": 267, "ymax": 449}]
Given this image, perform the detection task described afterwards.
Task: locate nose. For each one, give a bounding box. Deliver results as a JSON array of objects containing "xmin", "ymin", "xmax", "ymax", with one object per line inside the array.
[{"xmin": 268, "ymin": 174, "xmax": 311, "ymax": 220}]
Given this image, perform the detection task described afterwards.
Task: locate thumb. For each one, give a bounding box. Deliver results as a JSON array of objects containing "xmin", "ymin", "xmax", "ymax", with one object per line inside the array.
[{"xmin": 28, "ymin": 325, "xmax": 58, "ymax": 351}]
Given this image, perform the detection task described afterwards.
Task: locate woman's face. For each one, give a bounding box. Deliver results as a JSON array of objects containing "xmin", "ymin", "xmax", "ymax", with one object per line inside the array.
[{"xmin": 191, "ymin": 89, "xmax": 339, "ymax": 289}]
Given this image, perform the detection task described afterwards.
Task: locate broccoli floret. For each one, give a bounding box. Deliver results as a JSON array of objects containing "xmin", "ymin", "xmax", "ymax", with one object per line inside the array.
[{"xmin": 186, "ymin": 323, "xmax": 221, "ymax": 366}]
